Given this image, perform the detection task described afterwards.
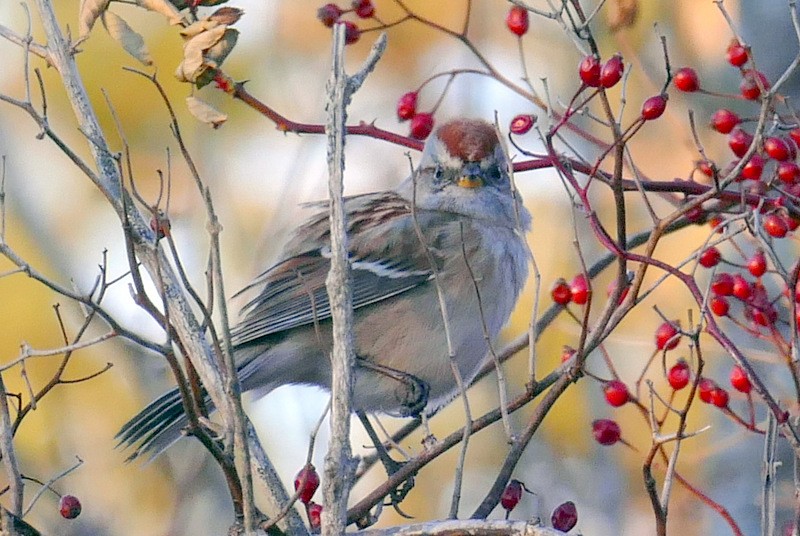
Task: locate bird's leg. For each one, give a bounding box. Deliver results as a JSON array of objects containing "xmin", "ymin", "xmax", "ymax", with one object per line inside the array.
[
  {"xmin": 356, "ymin": 410, "xmax": 405, "ymax": 476},
  {"xmin": 356, "ymin": 411, "xmax": 416, "ymax": 506},
  {"xmin": 356, "ymin": 358, "xmax": 429, "ymax": 417}
]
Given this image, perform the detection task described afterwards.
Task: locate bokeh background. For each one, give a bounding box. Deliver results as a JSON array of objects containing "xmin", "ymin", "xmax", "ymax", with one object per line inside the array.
[{"xmin": 1, "ymin": 0, "xmax": 799, "ymax": 534}]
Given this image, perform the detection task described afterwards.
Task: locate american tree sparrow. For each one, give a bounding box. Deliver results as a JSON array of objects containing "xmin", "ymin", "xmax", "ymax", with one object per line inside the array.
[{"xmin": 119, "ymin": 118, "xmax": 531, "ymax": 459}]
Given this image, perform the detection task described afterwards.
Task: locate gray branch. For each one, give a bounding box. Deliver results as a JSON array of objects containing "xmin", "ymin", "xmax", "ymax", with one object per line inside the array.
[{"xmin": 321, "ymin": 25, "xmax": 386, "ymax": 535}]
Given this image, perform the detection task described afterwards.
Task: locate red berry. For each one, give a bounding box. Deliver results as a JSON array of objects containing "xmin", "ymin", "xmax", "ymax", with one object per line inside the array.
[
  {"xmin": 551, "ymin": 501, "xmax": 578, "ymax": 532},
  {"xmin": 711, "ymin": 272, "xmax": 734, "ymax": 296},
  {"xmin": 726, "ymin": 39, "xmax": 749, "ymax": 67},
  {"xmin": 569, "ymin": 274, "xmax": 589, "ymax": 305},
  {"xmin": 579, "ymin": 55, "xmax": 601, "ymax": 87},
  {"xmin": 294, "ymin": 464, "xmax": 320, "ymax": 504},
  {"xmin": 317, "ymin": 3, "xmax": 342, "ymax": 27},
  {"xmin": 732, "ymin": 274, "xmax": 752, "ymax": 300},
  {"xmin": 396, "ymin": 91, "xmax": 417, "ymax": 121},
  {"xmin": 506, "ymin": 6, "xmax": 529, "ymax": 36},
  {"xmin": 764, "ymin": 214, "xmax": 788, "ymax": 238},
  {"xmin": 709, "ymin": 214, "xmax": 725, "ymax": 232},
  {"xmin": 747, "ymin": 301, "xmax": 777, "ymax": 327},
  {"xmin": 778, "ymin": 161, "xmax": 800, "ymax": 184},
  {"xmin": 409, "ymin": 113, "xmax": 434, "ymax": 140},
  {"xmin": 561, "ymin": 345, "xmax": 577, "ymax": 363},
  {"xmin": 710, "ymin": 387, "xmax": 729, "ymax": 408},
  {"xmin": 729, "ymin": 365, "xmax": 752, "ymax": 393},
  {"xmin": 641, "ymin": 94, "xmax": 668, "ymax": 121},
  {"xmin": 603, "ymin": 380, "xmax": 630, "ymax": 407},
  {"xmin": 740, "ymin": 70, "xmax": 770, "ymax": 100},
  {"xmin": 728, "ymin": 128, "xmax": 753, "ymax": 158},
  {"xmin": 655, "ymin": 321, "xmax": 680, "ymax": 351},
  {"xmin": 592, "ymin": 419, "xmax": 621, "ymax": 446},
  {"xmin": 747, "ymin": 250, "xmax": 767, "ymax": 277},
  {"xmin": 340, "ymin": 21, "xmax": 360, "ymax": 44},
  {"xmin": 607, "ymin": 277, "xmax": 630, "ymax": 304},
  {"xmin": 59, "ymin": 495, "xmax": 82, "ymax": 519},
  {"xmin": 668, "ymin": 360, "xmax": 691, "ymax": 390},
  {"xmin": 764, "ymin": 137, "xmax": 791, "ymax": 161},
  {"xmin": 791, "ymin": 128, "xmax": 800, "ymax": 147},
  {"xmin": 741, "ymin": 154, "xmax": 765, "ymax": 181},
  {"xmin": 500, "ymin": 479, "xmax": 523, "ymax": 514},
  {"xmin": 698, "ymin": 160, "xmax": 715, "ymax": 177},
  {"xmin": 673, "ymin": 67, "xmax": 699, "ymax": 92},
  {"xmin": 746, "ymin": 282, "xmax": 777, "ymax": 327},
  {"xmin": 551, "ymin": 278, "xmax": 572, "ymax": 305},
  {"xmin": 699, "ymin": 246, "xmax": 721, "ymax": 268},
  {"xmin": 352, "ymin": 0, "xmax": 374, "ymax": 18},
  {"xmin": 698, "ymin": 377, "xmax": 717, "ymax": 403},
  {"xmin": 710, "ymin": 295, "xmax": 730, "ymax": 316},
  {"xmin": 685, "ymin": 204, "xmax": 705, "ymax": 223},
  {"xmin": 510, "ymin": 114, "xmax": 535, "ymax": 135},
  {"xmin": 711, "ymin": 109, "xmax": 740, "ymax": 134},
  {"xmin": 307, "ymin": 501, "xmax": 323, "ymax": 531},
  {"xmin": 600, "ymin": 54, "xmax": 624, "ymax": 88}
]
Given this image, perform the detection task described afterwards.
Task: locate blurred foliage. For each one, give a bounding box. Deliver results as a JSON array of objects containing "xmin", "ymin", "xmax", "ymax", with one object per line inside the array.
[{"xmin": 1, "ymin": 0, "xmax": 784, "ymax": 534}]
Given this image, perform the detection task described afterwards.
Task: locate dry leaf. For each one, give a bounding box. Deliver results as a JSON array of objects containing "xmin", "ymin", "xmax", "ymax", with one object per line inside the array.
[
  {"xmin": 180, "ymin": 18, "xmax": 221, "ymax": 39},
  {"xmin": 204, "ymin": 28, "xmax": 238, "ymax": 68},
  {"xmin": 102, "ymin": 11, "xmax": 153, "ymax": 65},
  {"xmin": 78, "ymin": 0, "xmax": 111, "ymax": 36},
  {"xmin": 186, "ymin": 96, "xmax": 227, "ymax": 128},
  {"xmin": 209, "ymin": 7, "xmax": 243, "ymax": 26},
  {"xmin": 180, "ymin": 7, "xmax": 243, "ymax": 38},
  {"xmin": 136, "ymin": 0, "xmax": 183, "ymax": 26},
  {"xmin": 175, "ymin": 25, "xmax": 227, "ymax": 82}
]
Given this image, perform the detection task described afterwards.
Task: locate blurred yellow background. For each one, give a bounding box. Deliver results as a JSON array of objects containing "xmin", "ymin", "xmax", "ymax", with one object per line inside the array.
[{"xmin": 1, "ymin": 0, "xmax": 795, "ymax": 534}]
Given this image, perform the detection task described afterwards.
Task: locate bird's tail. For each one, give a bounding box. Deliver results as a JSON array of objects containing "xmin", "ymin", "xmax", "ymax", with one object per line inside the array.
[{"xmin": 116, "ymin": 388, "xmax": 210, "ymax": 462}]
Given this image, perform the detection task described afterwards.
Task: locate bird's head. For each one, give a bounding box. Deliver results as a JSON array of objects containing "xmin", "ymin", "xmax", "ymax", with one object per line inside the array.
[{"xmin": 397, "ymin": 118, "xmax": 529, "ymax": 229}]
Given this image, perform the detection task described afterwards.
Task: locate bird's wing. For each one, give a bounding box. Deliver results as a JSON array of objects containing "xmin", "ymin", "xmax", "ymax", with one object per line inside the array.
[{"xmin": 230, "ymin": 193, "xmax": 435, "ymax": 347}]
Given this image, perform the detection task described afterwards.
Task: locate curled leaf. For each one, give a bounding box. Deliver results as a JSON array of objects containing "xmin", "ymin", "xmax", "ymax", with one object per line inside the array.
[
  {"xmin": 205, "ymin": 28, "xmax": 238, "ymax": 69},
  {"xmin": 209, "ymin": 7, "xmax": 243, "ymax": 25},
  {"xmin": 174, "ymin": 25, "xmax": 227, "ymax": 83},
  {"xmin": 102, "ymin": 11, "xmax": 153, "ymax": 65},
  {"xmin": 186, "ymin": 96, "xmax": 227, "ymax": 128},
  {"xmin": 136, "ymin": 0, "xmax": 183, "ymax": 26},
  {"xmin": 78, "ymin": 0, "xmax": 111, "ymax": 36}
]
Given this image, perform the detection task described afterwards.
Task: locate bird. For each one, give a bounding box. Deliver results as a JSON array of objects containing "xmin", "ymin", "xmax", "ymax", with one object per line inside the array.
[{"xmin": 117, "ymin": 118, "xmax": 531, "ymax": 460}]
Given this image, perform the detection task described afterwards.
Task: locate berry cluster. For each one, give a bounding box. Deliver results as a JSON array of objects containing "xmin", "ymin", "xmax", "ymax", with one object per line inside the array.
[
  {"xmin": 316, "ymin": 1, "xmax": 377, "ymax": 45},
  {"xmin": 294, "ymin": 464, "xmax": 322, "ymax": 530},
  {"xmin": 675, "ymin": 40, "xmax": 800, "ymax": 239},
  {"xmin": 394, "ymin": 89, "xmax": 435, "ymax": 139},
  {"xmin": 500, "ymin": 478, "xmax": 578, "ymax": 532}
]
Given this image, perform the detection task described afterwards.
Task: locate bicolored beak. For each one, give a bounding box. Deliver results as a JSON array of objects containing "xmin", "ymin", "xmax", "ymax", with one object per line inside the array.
[{"xmin": 456, "ymin": 162, "xmax": 484, "ymax": 189}]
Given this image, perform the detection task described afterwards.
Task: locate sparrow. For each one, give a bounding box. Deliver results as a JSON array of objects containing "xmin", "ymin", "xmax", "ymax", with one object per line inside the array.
[{"xmin": 118, "ymin": 118, "xmax": 531, "ymax": 459}]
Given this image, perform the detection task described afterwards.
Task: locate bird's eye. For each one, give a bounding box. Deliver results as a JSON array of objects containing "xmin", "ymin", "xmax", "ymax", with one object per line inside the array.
[
  {"xmin": 434, "ymin": 166, "xmax": 444, "ymax": 179},
  {"xmin": 487, "ymin": 166, "xmax": 502, "ymax": 181}
]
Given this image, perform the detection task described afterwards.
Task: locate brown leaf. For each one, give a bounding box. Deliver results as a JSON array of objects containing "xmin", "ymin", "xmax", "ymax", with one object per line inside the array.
[
  {"xmin": 209, "ymin": 7, "xmax": 243, "ymax": 26},
  {"xmin": 102, "ymin": 11, "xmax": 153, "ymax": 65}
]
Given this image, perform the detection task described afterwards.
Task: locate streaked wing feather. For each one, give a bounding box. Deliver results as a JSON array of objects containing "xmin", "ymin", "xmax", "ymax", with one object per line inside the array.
[{"xmin": 231, "ymin": 250, "xmax": 432, "ymax": 347}]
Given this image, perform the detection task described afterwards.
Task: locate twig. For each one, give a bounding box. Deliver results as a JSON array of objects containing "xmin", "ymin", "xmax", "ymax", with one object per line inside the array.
[
  {"xmin": 0, "ymin": 374, "xmax": 22, "ymax": 515},
  {"xmin": 321, "ymin": 26, "xmax": 387, "ymax": 535}
]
